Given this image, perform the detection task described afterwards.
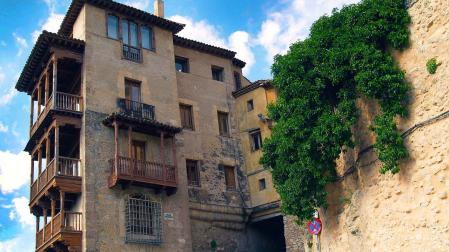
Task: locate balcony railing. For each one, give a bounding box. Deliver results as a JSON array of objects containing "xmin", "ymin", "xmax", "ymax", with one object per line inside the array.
[
  {"xmin": 109, "ymin": 156, "xmax": 176, "ymax": 187},
  {"xmin": 55, "ymin": 92, "xmax": 82, "ymax": 112},
  {"xmin": 30, "ymin": 157, "xmax": 81, "ymax": 202},
  {"xmin": 122, "ymin": 44, "xmax": 141, "ymax": 62},
  {"xmin": 36, "ymin": 212, "xmax": 82, "ymax": 250},
  {"xmin": 118, "ymin": 98, "xmax": 155, "ymax": 120},
  {"xmin": 31, "ymin": 92, "xmax": 82, "ymax": 136}
]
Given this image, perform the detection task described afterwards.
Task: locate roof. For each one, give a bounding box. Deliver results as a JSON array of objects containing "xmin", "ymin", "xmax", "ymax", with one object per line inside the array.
[
  {"xmin": 15, "ymin": 31, "xmax": 85, "ymax": 93},
  {"xmin": 103, "ymin": 113, "xmax": 182, "ymax": 136},
  {"xmin": 59, "ymin": 0, "xmax": 185, "ymax": 36},
  {"xmin": 232, "ymin": 58, "xmax": 246, "ymax": 68},
  {"xmin": 173, "ymin": 35, "xmax": 236, "ymax": 59},
  {"xmin": 232, "ymin": 80, "xmax": 273, "ymax": 98}
]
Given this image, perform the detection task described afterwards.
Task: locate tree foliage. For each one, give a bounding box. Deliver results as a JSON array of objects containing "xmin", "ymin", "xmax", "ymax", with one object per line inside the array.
[{"xmin": 260, "ymin": 0, "xmax": 411, "ymax": 222}]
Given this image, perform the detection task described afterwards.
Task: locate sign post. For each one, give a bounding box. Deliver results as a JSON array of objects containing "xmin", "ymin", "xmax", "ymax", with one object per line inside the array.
[{"xmin": 308, "ymin": 213, "xmax": 322, "ymax": 252}]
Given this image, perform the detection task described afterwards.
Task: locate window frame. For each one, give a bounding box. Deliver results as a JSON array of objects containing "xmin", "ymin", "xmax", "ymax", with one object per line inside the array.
[
  {"xmin": 234, "ymin": 71, "xmax": 242, "ymax": 90},
  {"xmin": 249, "ymin": 129, "xmax": 262, "ymax": 151},
  {"xmin": 107, "ymin": 14, "xmax": 120, "ymax": 40},
  {"xmin": 217, "ymin": 111, "xmax": 230, "ymax": 137},
  {"xmin": 258, "ymin": 178, "xmax": 266, "ymax": 191},
  {"xmin": 186, "ymin": 159, "xmax": 201, "ymax": 187},
  {"xmin": 247, "ymin": 100, "xmax": 254, "ymax": 112},
  {"xmin": 223, "ymin": 165, "xmax": 236, "ymax": 191},
  {"xmin": 179, "ymin": 104, "xmax": 195, "ymax": 131},
  {"xmin": 175, "ymin": 56, "xmax": 190, "ymax": 73},
  {"xmin": 125, "ymin": 79, "xmax": 141, "ymax": 102},
  {"xmin": 125, "ymin": 194, "xmax": 162, "ymax": 244},
  {"xmin": 211, "ymin": 66, "xmax": 224, "ymax": 82},
  {"xmin": 106, "ymin": 12, "xmax": 156, "ymax": 51}
]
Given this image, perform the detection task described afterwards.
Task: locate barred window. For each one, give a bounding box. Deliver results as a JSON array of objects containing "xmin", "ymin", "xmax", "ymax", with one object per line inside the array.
[
  {"xmin": 125, "ymin": 194, "xmax": 162, "ymax": 244},
  {"xmin": 186, "ymin": 159, "xmax": 200, "ymax": 187}
]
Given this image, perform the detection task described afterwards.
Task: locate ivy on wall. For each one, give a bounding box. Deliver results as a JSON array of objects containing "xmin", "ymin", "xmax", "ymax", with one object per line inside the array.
[{"xmin": 260, "ymin": 0, "xmax": 411, "ymax": 222}]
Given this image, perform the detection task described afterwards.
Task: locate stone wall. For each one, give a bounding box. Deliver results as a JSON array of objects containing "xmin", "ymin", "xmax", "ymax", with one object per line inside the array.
[{"xmin": 310, "ymin": 0, "xmax": 449, "ymax": 251}]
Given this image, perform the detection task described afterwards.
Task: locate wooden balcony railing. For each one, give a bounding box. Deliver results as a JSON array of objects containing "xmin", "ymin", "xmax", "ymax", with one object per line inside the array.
[
  {"xmin": 55, "ymin": 92, "xmax": 82, "ymax": 112},
  {"xmin": 36, "ymin": 212, "xmax": 82, "ymax": 250},
  {"xmin": 122, "ymin": 44, "xmax": 141, "ymax": 62},
  {"xmin": 109, "ymin": 156, "xmax": 176, "ymax": 187},
  {"xmin": 117, "ymin": 98, "xmax": 155, "ymax": 120},
  {"xmin": 31, "ymin": 92, "xmax": 82, "ymax": 136},
  {"xmin": 30, "ymin": 157, "xmax": 81, "ymax": 202}
]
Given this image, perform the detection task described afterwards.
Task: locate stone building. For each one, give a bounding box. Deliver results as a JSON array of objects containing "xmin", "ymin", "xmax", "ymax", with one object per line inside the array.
[{"xmin": 15, "ymin": 0, "xmax": 300, "ymax": 251}]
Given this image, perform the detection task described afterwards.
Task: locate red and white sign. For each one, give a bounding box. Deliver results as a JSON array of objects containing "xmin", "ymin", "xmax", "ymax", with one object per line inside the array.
[{"xmin": 307, "ymin": 218, "xmax": 322, "ymax": 235}]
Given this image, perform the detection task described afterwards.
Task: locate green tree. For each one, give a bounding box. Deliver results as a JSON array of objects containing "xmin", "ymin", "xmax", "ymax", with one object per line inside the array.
[{"xmin": 260, "ymin": 0, "xmax": 411, "ymax": 222}]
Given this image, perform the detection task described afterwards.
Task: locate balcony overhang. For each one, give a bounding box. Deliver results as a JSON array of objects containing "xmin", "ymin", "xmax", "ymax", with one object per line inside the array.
[
  {"xmin": 103, "ymin": 113, "xmax": 182, "ymax": 137},
  {"xmin": 16, "ymin": 31, "xmax": 85, "ymax": 94}
]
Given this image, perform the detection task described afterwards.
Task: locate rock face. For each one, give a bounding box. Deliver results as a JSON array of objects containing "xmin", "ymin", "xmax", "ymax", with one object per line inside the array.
[{"xmin": 316, "ymin": 0, "xmax": 449, "ymax": 251}]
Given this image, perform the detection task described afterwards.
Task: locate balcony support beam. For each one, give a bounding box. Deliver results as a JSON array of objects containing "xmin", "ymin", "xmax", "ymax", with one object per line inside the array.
[
  {"xmin": 172, "ymin": 136, "xmax": 177, "ymax": 184},
  {"xmin": 52, "ymin": 58, "xmax": 58, "ymax": 109},
  {"xmin": 114, "ymin": 120, "xmax": 119, "ymax": 176},
  {"xmin": 160, "ymin": 132, "xmax": 165, "ymax": 183},
  {"xmin": 128, "ymin": 126, "xmax": 132, "ymax": 158},
  {"xmin": 54, "ymin": 123, "xmax": 59, "ymax": 174},
  {"xmin": 59, "ymin": 191, "xmax": 65, "ymax": 229}
]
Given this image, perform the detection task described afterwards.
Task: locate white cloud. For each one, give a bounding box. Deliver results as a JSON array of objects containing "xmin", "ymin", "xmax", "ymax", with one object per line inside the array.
[
  {"xmin": 169, "ymin": 15, "xmax": 255, "ymax": 75},
  {"xmin": 0, "ymin": 87, "xmax": 17, "ymax": 107},
  {"xmin": 257, "ymin": 0, "xmax": 360, "ymax": 63},
  {"xmin": 120, "ymin": 0, "xmax": 151, "ymax": 11},
  {"xmin": 0, "ymin": 221, "xmax": 34, "ymax": 252},
  {"xmin": 0, "ymin": 71, "xmax": 5, "ymax": 85},
  {"xmin": 32, "ymin": 0, "xmax": 65, "ymax": 42},
  {"xmin": 0, "ymin": 151, "xmax": 30, "ymax": 194},
  {"xmin": 12, "ymin": 33, "xmax": 28, "ymax": 57},
  {"xmin": 0, "ymin": 122, "xmax": 8, "ymax": 133},
  {"xmin": 8, "ymin": 197, "xmax": 34, "ymax": 227}
]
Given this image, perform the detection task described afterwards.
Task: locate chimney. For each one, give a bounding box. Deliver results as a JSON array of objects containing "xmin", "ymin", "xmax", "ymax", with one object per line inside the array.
[{"xmin": 154, "ymin": 0, "xmax": 164, "ymax": 18}]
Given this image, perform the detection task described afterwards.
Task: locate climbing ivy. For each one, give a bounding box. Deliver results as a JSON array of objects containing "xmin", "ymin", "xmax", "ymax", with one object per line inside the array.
[{"xmin": 260, "ymin": 0, "xmax": 411, "ymax": 222}]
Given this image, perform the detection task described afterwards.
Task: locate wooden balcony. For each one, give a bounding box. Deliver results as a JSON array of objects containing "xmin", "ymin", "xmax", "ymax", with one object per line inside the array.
[
  {"xmin": 36, "ymin": 212, "xmax": 82, "ymax": 252},
  {"xmin": 109, "ymin": 156, "xmax": 177, "ymax": 189},
  {"xmin": 30, "ymin": 157, "xmax": 81, "ymax": 207},
  {"xmin": 31, "ymin": 92, "xmax": 82, "ymax": 137},
  {"xmin": 117, "ymin": 98, "xmax": 155, "ymax": 121}
]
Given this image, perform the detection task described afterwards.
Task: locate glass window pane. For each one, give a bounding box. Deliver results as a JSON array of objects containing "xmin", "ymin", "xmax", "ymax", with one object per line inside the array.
[
  {"xmin": 141, "ymin": 26, "xmax": 152, "ymax": 49},
  {"xmin": 122, "ymin": 20, "xmax": 129, "ymax": 44},
  {"xmin": 130, "ymin": 22, "xmax": 138, "ymax": 47},
  {"xmin": 107, "ymin": 15, "xmax": 118, "ymax": 39}
]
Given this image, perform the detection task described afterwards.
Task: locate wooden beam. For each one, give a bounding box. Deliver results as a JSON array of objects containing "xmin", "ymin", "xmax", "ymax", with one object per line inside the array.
[
  {"xmin": 160, "ymin": 132, "xmax": 165, "ymax": 183},
  {"xmin": 37, "ymin": 80, "xmax": 42, "ymax": 115},
  {"xmin": 114, "ymin": 120, "xmax": 119, "ymax": 176},
  {"xmin": 54, "ymin": 123, "xmax": 59, "ymax": 174},
  {"xmin": 30, "ymin": 93, "xmax": 34, "ymax": 131},
  {"xmin": 128, "ymin": 126, "xmax": 132, "ymax": 158},
  {"xmin": 50, "ymin": 198, "xmax": 56, "ymax": 235},
  {"xmin": 172, "ymin": 136, "xmax": 177, "ymax": 184},
  {"xmin": 44, "ymin": 73, "xmax": 49, "ymax": 103},
  {"xmin": 60, "ymin": 191, "xmax": 65, "ymax": 229},
  {"xmin": 52, "ymin": 58, "xmax": 58, "ymax": 109}
]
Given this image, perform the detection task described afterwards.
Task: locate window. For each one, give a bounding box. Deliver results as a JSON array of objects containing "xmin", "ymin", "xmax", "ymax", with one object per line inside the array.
[
  {"xmin": 125, "ymin": 79, "xmax": 141, "ymax": 102},
  {"xmin": 125, "ymin": 194, "xmax": 162, "ymax": 244},
  {"xmin": 141, "ymin": 26, "xmax": 153, "ymax": 50},
  {"xmin": 179, "ymin": 104, "xmax": 194, "ymax": 130},
  {"xmin": 250, "ymin": 129, "xmax": 262, "ymax": 151},
  {"xmin": 217, "ymin": 112, "xmax": 229, "ymax": 136},
  {"xmin": 107, "ymin": 14, "xmax": 119, "ymax": 39},
  {"xmin": 212, "ymin": 66, "xmax": 224, "ymax": 82},
  {"xmin": 247, "ymin": 100, "xmax": 254, "ymax": 112},
  {"xmin": 234, "ymin": 72, "xmax": 241, "ymax": 90},
  {"xmin": 175, "ymin": 56, "xmax": 189, "ymax": 73},
  {"xmin": 122, "ymin": 20, "xmax": 138, "ymax": 47},
  {"xmin": 259, "ymin": 178, "xmax": 266, "ymax": 191},
  {"xmin": 186, "ymin": 160, "xmax": 200, "ymax": 187},
  {"xmin": 131, "ymin": 141, "xmax": 146, "ymax": 161},
  {"xmin": 224, "ymin": 165, "xmax": 236, "ymax": 190}
]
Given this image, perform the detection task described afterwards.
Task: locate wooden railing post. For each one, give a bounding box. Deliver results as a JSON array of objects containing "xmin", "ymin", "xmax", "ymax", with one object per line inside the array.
[
  {"xmin": 30, "ymin": 156, "xmax": 34, "ymax": 199},
  {"xmin": 30, "ymin": 94, "xmax": 34, "ymax": 131},
  {"xmin": 37, "ymin": 147, "xmax": 42, "ymax": 190},
  {"xmin": 36, "ymin": 216, "xmax": 40, "ymax": 249}
]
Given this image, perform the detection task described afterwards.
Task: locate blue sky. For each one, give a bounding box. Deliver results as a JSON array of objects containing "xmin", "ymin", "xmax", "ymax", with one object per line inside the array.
[{"xmin": 0, "ymin": 0, "xmax": 359, "ymax": 251}]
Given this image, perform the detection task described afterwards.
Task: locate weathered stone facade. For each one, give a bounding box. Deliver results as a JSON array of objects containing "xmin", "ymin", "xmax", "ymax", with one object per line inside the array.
[{"xmin": 303, "ymin": 0, "xmax": 449, "ymax": 251}]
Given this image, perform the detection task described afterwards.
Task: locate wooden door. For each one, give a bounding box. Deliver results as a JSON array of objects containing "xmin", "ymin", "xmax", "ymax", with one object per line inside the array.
[{"xmin": 131, "ymin": 141, "xmax": 146, "ymax": 176}]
